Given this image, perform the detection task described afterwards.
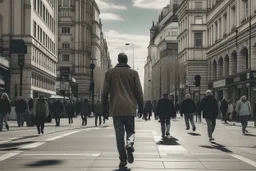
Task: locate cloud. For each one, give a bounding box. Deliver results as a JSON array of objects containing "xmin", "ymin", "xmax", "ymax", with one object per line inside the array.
[
  {"xmin": 95, "ymin": 0, "xmax": 127, "ymax": 11},
  {"xmin": 104, "ymin": 30, "xmax": 149, "ymax": 83},
  {"xmin": 100, "ymin": 13, "xmax": 124, "ymax": 21},
  {"xmin": 132, "ymin": 0, "xmax": 170, "ymax": 9}
]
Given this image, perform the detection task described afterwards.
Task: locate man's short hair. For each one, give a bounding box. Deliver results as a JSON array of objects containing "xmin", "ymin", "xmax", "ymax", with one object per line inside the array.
[
  {"xmin": 185, "ymin": 94, "xmax": 191, "ymax": 99},
  {"xmin": 206, "ymin": 90, "xmax": 212, "ymax": 96},
  {"xmin": 118, "ymin": 53, "xmax": 128, "ymax": 64}
]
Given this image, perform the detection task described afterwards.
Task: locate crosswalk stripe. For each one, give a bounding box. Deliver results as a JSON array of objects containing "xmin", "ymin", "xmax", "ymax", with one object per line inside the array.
[
  {"xmin": 230, "ymin": 154, "xmax": 256, "ymax": 168},
  {"xmin": 0, "ymin": 152, "xmax": 21, "ymax": 162}
]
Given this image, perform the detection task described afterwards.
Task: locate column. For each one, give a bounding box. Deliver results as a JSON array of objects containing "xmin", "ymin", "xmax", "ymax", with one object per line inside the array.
[
  {"xmin": 237, "ymin": 52, "xmax": 246, "ymax": 72},
  {"xmin": 251, "ymin": 47, "xmax": 256, "ymax": 70},
  {"xmin": 229, "ymin": 56, "xmax": 234, "ymax": 75}
]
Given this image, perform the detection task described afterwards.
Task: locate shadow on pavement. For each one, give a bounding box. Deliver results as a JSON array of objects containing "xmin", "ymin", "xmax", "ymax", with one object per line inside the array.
[
  {"xmin": 12, "ymin": 135, "xmax": 39, "ymax": 141},
  {"xmin": 113, "ymin": 168, "xmax": 131, "ymax": 171},
  {"xmin": 200, "ymin": 142, "xmax": 232, "ymax": 153},
  {"xmin": 244, "ymin": 133, "xmax": 256, "ymax": 137},
  {"xmin": 157, "ymin": 137, "xmax": 179, "ymax": 145},
  {"xmin": 25, "ymin": 160, "xmax": 63, "ymax": 167},
  {"xmin": 187, "ymin": 132, "xmax": 201, "ymax": 136},
  {"xmin": 0, "ymin": 141, "xmax": 34, "ymax": 148}
]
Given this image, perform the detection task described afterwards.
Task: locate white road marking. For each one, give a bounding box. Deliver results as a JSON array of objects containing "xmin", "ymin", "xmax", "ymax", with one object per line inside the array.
[
  {"xmin": 45, "ymin": 130, "xmax": 82, "ymax": 141},
  {"xmin": 19, "ymin": 142, "xmax": 46, "ymax": 150},
  {"xmin": 230, "ymin": 154, "xmax": 256, "ymax": 168},
  {"xmin": 0, "ymin": 152, "xmax": 21, "ymax": 162},
  {"xmin": 21, "ymin": 153, "xmax": 100, "ymax": 157}
]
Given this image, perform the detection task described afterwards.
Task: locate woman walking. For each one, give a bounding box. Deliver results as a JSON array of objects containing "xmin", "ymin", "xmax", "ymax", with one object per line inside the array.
[
  {"xmin": 0, "ymin": 93, "xmax": 11, "ymax": 131},
  {"xmin": 236, "ymin": 96, "xmax": 252, "ymax": 134},
  {"xmin": 227, "ymin": 99, "xmax": 234, "ymax": 122},
  {"xmin": 66, "ymin": 101, "xmax": 75, "ymax": 124},
  {"xmin": 33, "ymin": 95, "xmax": 49, "ymax": 134}
]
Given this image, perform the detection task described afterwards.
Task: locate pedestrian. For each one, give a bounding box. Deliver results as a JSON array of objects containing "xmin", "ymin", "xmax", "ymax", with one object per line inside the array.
[
  {"xmin": 66, "ymin": 101, "xmax": 75, "ymax": 124},
  {"xmin": 145, "ymin": 100, "xmax": 153, "ymax": 120},
  {"xmin": 75, "ymin": 100, "xmax": 81, "ymax": 117},
  {"xmin": 220, "ymin": 98, "xmax": 228, "ymax": 124},
  {"xmin": 180, "ymin": 94, "xmax": 196, "ymax": 131},
  {"xmin": 175, "ymin": 102, "xmax": 180, "ymax": 117},
  {"xmin": 51, "ymin": 100, "xmax": 64, "ymax": 126},
  {"xmin": 236, "ymin": 96, "xmax": 252, "ymax": 134},
  {"xmin": 94, "ymin": 100, "xmax": 102, "ymax": 126},
  {"xmin": 152, "ymin": 100, "xmax": 158, "ymax": 120},
  {"xmin": 101, "ymin": 53, "xmax": 144, "ymax": 168},
  {"xmin": 33, "ymin": 95, "xmax": 49, "ymax": 134},
  {"xmin": 227, "ymin": 99, "xmax": 234, "ymax": 122},
  {"xmin": 197, "ymin": 90, "xmax": 218, "ymax": 141},
  {"xmin": 0, "ymin": 93, "xmax": 11, "ymax": 131},
  {"xmin": 81, "ymin": 98, "xmax": 91, "ymax": 126},
  {"xmin": 196, "ymin": 101, "xmax": 202, "ymax": 122},
  {"xmin": 15, "ymin": 96, "xmax": 28, "ymax": 127},
  {"xmin": 156, "ymin": 94, "xmax": 176, "ymax": 139}
]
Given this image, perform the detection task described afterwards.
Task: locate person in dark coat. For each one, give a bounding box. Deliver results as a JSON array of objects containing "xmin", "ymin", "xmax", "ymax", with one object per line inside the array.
[
  {"xmin": 180, "ymin": 94, "xmax": 196, "ymax": 131},
  {"xmin": 145, "ymin": 100, "xmax": 153, "ymax": 120},
  {"xmin": 220, "ymin": 98, "xmax": 228, "ymax": 124},
  {"xmin": 15, "ymin": 97, "xmax": 28, "ymax": 127},
  {"xmin": 0, "ymin": 93, "xmax": 11, "ymax": 131},
  {"xmin": 196, "ymin": 101, "xmax": 202, "ymax": 122},
  {"xmin": 81, "ymin": 98, "xmax": 91, "ymax": 126},
  {"xmin": 33, "ymin": 95, "xmax": 49, "ymax": 134},
  {"xmin": 75, "ymin": 100, "xmax": 81, "ymax": 117},
  {"xmin": 51, "ymin": 100, "xmax": 64, "ymax": 126},
  {"xmin": 152, "ymin": 100, "xmax": 158, "ymax": 120},
  {"xmin": 156, "ymin": 94, "xmax": 176, "ymax": 138},
  {"xmin": 175, "ymin": 102, "xmax": 181, "ymax": 117},
  {"xmin": 197, "ymin": 90, "xmax": 218, "ymax": 141},
  {"xmin": 94, "ymin": 100, "xmax": 102, "ymax": 126},
  {"xmin": 66, "ymin": 101, "xmax": 75, "ymax": 124}
]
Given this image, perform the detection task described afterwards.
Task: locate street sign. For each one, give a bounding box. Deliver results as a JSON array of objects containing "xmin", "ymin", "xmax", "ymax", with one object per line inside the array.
[
  {"xmin": 60, "ymin": 67, "xmax": 70, "ymax": 80},
  {"xmin": 60, "ymin": 81, "xmax": 69, "ymax": 91}
]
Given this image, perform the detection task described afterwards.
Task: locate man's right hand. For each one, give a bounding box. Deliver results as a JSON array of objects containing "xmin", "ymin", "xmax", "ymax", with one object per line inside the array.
[{"xmin": 103, "ymin": 112, "xmax": 109, "ymax": 120}]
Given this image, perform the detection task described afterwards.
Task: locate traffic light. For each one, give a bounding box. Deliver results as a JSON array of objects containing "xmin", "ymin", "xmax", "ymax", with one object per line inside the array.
[{"xmin": 194, "ymin": 75, "xmax": 201, "ymax": 87}]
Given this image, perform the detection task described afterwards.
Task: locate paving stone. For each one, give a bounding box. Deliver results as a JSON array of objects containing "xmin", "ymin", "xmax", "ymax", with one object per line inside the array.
[
  {"xmin": 202, "ymin": 161, "xmax": 256, "ymax": 170},
  {"xmin": 163, "ymin": 161, "xmax": 206, "ymax": 169}
]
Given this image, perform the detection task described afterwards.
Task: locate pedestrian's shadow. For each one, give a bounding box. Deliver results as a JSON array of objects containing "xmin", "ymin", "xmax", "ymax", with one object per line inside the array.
[
  {"xmin": 244, "ymin": 133, "xmax": 256, "ymax": 137},
  {"xmin": 157, "ymin": 137, "xmax": 179, "ymax": 145},
  {"xmin": 200, "ymin": 142, "xmax": 232, "ymax": 153},
  {"xmin": 187, "ymin": 132, "xmax": 201, "ymax": 136},
  {"xmin": 25, "ymin": 160, "xmax": 63, "ymax": 167},
  {"xmin": 113, "ymin": 168, "xmax": 131, "ymax": 171}
]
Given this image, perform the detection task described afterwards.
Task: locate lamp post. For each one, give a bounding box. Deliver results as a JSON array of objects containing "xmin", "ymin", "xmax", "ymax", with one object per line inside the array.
[
  {"xmin": 125, "ymin": 43, "xmax": 135, "ymax": 69},
  {"xmin": 18, "ymin": 55, "xmax": 25, "ymax": 96},
  {"xmin": 90, "ymin": 62, "xmax": 95, "ymax": 112}
]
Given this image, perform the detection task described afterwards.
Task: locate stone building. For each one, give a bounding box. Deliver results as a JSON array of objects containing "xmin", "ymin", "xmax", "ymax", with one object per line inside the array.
[
  {"xmin": 206, "ymin": 0, "xmax": 256, "ymax": 104},
  {"xmin": 144, "ymin": 0, "xmax": 181, "ymax": 102},
  {"xmin": 0, "ymin": 0, "xmax": 58, "ymax": 99}
]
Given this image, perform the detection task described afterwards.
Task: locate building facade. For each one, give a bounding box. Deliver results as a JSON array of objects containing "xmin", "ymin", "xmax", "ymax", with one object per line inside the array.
[
  {"xmin": 144, "ymin": 0, "xmax": 181, "ymax": 102},
  {"xmin": 0, "ymin": 57, "xmax": 9, "ymax": 93},
  {"xmin": 0, "ymin": 0, "xmax": 58, "ymax": 99},
  {"xmin": 207, "ymin": 0, "xmax": 256, "ymax": 104},
  {"xmin": 58, "ymin": 0, "xmax": 110, "ymax": 98},
  {"xmin": 176, "ymin": 0, "xmax": 208, "ymax": 102}
]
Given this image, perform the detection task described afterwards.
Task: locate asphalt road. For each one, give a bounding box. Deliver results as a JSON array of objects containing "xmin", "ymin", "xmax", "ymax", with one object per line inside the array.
[{"xmin": 0, "ymin": 116, "xmax": 256, "ymax": 171}]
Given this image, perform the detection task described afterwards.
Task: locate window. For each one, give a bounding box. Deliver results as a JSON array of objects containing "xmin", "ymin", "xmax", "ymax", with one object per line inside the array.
[
  {"xmin": 195, "ymin": 16, "xmax": 203, "ymax": 24},
  {"xmin": 33, "ymin": 21, "xmax": 37, "ymax": 38},
  {"xmin": 62, "ymin": 0, "xmax": 70, "ymax": 7},
  {"xmin": 231, "ymin": 5, "xmax": 236, "ymax": 27},
  {"xmin": 195, "ymin": 2, "xmax": 202, "ymax": 9},
  {"xmin": 33, "ymin": 0, "xmax": 36, "ymax": 10},
  {"xmin": 223, "ymin": 13, "xmax": 227, "ymax": 34},
  {"xmin": 62, "ymin": 54, "xmax": 70, "ymax": 61},
  {"xmin": 244, "ymin": 0, "xmax": 249, "ymax": 17},
  {"xmin": 195, "ymin": 33, "xmax": 203, "ymax": 48},
  {"xmin": 62, "ymin": 43, "xmax": 70, "ymax": 49},
  {"xmin": 62, "ymin": 27, "xmax": 70, "ymax": 34}
]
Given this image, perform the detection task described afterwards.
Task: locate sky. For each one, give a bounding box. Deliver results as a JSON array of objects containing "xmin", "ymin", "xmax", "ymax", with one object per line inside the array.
[{"xmin": 95, "ymin": 0, "xmax": 172, "ymax": 85}]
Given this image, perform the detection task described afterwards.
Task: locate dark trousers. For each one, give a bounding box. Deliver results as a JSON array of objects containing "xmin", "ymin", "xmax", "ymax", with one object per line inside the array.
[
  {"xmin": 222, "ymin": 110, "xmax": 227, "ymax": 123},
  {"xmin": 240, "ymin": 115, "xmax": 249, "ymax": 132},
  {"xmin": 154, "ymin": 111, "xmax": 158, "ymax": 120},
  {"xmin": 16, "ymin": 112, "xmax": 25, "ymax": 127},
  {"xmin": 55, "ymin": 113, "xmax": 61, "ymax": 126},
  {"xmin": 113, "ymin": 116, "xmax": 135, "ymax": 161},
  {"xmin": 205, "ymin": 118, "xmax": 216, "ymax": 138},
  {"xmin": 160, "ymin": 118, "xmax": 171, "ymax": 136},
  {"xmin": 68, "ymin": 117, "xmax": 73, "ymax": 124},
  {"xmin": 95, "ymin": 114, "xmax": 102, "ymax": 126},
  {"xmin": 36, "ymin": 116, "xmax": 45, "ymax": 133},
  {"xmin": 184, "ymin": 114, "xmax": 195, "ymax": 129},
  {"xmin": 81, "ymin": 115, "xmax": 87, "ymax": 126}
]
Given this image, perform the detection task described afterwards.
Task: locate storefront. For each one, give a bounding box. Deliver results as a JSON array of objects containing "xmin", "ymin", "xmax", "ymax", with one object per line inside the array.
[
  {"xmin": 209, "ymin": 70, "xmax": 256, "ymax": 105},
  {"xmin": 0, "ymin": 57, "xmax": 10, "ymax": 94}
]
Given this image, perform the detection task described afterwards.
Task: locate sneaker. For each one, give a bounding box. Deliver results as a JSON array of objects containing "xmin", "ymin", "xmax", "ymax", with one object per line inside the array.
[
  {"xmin": 126, "ymin": 146, "xmax": 134, "ymax": 164},
  {"xmin": 119, "ymin": 161, "xmax": 127, "ymax": 168},
  {"xmin": 193, "ymin": 127, "xmax": 196, "ymax": 132},
  {"xmin": 6, "ymin": 124, "xmax": 9, "ymax": 131},
  {"xmin": 186, "ymin": 127, "xmax": 190, "ymax": 130},
  {"xmin": 245, "ymin": 130, "xmax": 248, "ymax": 133},
  {"xmin": 166, "ymin": 132, "xmax": 170, "ymax": 136},
  {"xmin": 209, "ymin": 137, "xmax": 215, "ymax": 141},
  {"xmin": 41, "ymin": 130, "xmax": 44, "ymax": 134}
]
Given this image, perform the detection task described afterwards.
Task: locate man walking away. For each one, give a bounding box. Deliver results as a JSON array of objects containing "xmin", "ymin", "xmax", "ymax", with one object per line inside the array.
[
  {"xmin": 236, "ymin": 96, "xmax": 252, "ymax": 134},
  {"xmin": 175, "ymin": 102, "xmax": 181, "ymax": 117},
  {"xmin": 220, "ymin": 98, "xmax": 228, "ymax": 124},
  {"xmin": 145, "ymin": 100, "xmax": 153, "ymax": 120},
  {"xmin": 94, "ymin": 100, "xmax": 102, "ymax": 126},
  {"xmin": 102, "ymin": 53, "xmax": 144, "ymax": 168},
  {"xmin": 15, "ymin": 97, "xmax": 28, "ymax": 127},
  {"xmin": 66, "ymin": 101, "xmax": 75, "ymax": 124},
  {"xmin": 75, "ymin": 100, "xmax": 81, "ymax": 117},
  {"xmin": 0, "ymin": 93, "xmax": 11, "ymax": 131},
  {"xmin": 180, "ymin": 94, "xmax": 196, "ymax": 131},
  {"xmin": 33, "ymin": 95, "xmax": 49, "ymax": 134},
  {"xmin": 51, "ymin": 100, "xmax": 64, "ymax": 126},
  {"xmin": 152, "ymin": 100, "xmax": 158, "ymax": 120},
  {"xmin": 197, "ymin": 90, "xmax": 218, "ymax": 141},
  {"xmin": 81, "ymin": 98, "xmax": 91, "ymax": 126},
  {"xmin": 156, "ymin": 94, "xmax": 176, "ymax": 139}
]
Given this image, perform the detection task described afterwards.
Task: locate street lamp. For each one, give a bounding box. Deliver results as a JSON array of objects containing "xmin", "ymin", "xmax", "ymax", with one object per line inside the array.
[
  {"xmin": 90, "ymin": 62, "xmax": 95, "ymax": 112},
  {"xmin": 125, "ymin": 43, "xmax": 135, "ymax": 69}
]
